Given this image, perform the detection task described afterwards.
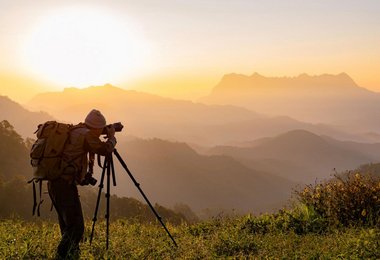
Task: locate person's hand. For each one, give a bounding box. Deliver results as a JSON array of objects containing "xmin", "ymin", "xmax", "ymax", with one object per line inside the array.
[{"xmin": 106, "ymin": 125, "xmax": 115, "ymax": 138}]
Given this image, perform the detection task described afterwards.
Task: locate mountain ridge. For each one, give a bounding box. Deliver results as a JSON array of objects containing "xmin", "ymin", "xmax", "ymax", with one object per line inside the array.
[
  {"xmin": 24, "ymin": 83, "xmax": 380, "ymax": 144},
  {"xmin": 202, "ymin": 72, "xmax": 380, "ymax": 129},
  {"xmin": 0, "ymin": 95, "xmax": 54, "ymax": 138},
  {"xmin": 213, "ymin": 72, "xmax": 362, "ymax": 92}
]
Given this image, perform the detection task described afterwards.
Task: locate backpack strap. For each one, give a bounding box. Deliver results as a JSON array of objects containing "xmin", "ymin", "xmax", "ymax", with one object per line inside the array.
[
  {"xmin": 32, "ymin": 181, "xmax": 37, "ymax": 216},
  {"xmin": 37, "ymin": 180, "xmax": 44, "ymax": 217},
  {"xmin": 29, "ymin": 179, "xmax": 44, "ymax": 217}
]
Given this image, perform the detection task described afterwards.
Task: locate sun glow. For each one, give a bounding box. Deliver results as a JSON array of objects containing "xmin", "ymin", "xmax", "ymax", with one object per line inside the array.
[{"xmin": 21, "ymin": 7, "xmax": 151, "ymax": 87}]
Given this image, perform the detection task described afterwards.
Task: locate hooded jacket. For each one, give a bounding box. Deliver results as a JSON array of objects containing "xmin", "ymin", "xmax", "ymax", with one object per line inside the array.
[{"xmin": 61, "ymin": 123, "xmax": 116, "ymax": 183}]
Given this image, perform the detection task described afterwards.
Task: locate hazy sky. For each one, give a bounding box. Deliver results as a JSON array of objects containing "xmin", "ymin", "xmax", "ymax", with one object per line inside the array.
[{"xmin": 0, "ymin": 0, "xmax": 379, "ymax": 101}]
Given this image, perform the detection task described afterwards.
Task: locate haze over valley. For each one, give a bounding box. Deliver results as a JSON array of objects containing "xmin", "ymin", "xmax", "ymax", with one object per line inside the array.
[{"xmin": 1, "ymin": 72, "xmax": 380, "ymax": 217}]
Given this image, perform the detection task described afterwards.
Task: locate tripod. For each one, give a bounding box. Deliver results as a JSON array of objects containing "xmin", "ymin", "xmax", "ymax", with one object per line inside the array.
[{"xmin": 89, "ymin": 148, "xmax": 178, "ymax": 249}]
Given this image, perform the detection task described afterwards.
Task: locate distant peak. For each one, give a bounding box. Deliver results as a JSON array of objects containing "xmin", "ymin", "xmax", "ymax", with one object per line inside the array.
[
  {"xmin": 279, "ymin": 129, "xmax": 319, "ymax": 137},
  {"xmin": 87, "ymin": 84, "xmax": 119, "ymax": 89},
  {"xmin": 337, "ymin": 72, "xmax": 354, "ymax": 81},
  {"xmin": 222, "ymin": 73, "xmax": 248, "ymax": 79},
  {"xmin": 271, "ymin": 129, "xmax": 326, "ymax": 144},
  {"xmin": 250, "ymin": 72, "xmax": 265, "ymax": 78},
  {"xmin": 338, "ymin": 72, "xmax": 349, "ymax": 77},
  {"xmin": 298, "ymin": 73, "xmax": 310, "ymax": 78}
]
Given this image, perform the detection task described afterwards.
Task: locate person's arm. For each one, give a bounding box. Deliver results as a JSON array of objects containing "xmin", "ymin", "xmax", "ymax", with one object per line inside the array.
[
  {"xmin": 88, "ymin": 152, "xmax": 95, "ymax": 173},
  {"xmin": 84, "ymin": 129, "xmax": 117, "ymax": 155}
]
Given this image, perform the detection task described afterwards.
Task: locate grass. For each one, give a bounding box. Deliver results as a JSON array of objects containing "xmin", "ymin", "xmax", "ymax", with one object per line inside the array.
[
  {"xmin": 0, "ymin": 218, "xmax": 379, "ymax": 259},
  {"xmin": 1, "ymin": 172, "xmax": 379, "ymax": 259}
]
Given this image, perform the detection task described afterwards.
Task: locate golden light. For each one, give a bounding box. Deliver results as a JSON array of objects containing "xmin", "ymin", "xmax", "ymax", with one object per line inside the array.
[{"xmin": 21, "ymin": 7, "xmax": 151, "ymax": 87}]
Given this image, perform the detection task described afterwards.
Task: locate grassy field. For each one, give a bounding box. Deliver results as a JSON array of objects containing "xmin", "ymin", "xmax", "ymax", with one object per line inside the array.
[
  {"xmin": 1, "ymin": 217, "xmax": 379, "ymax": 259},
  {"xmin": 1, "ymin": 172, "xmax": 379, "ymax": 259}
]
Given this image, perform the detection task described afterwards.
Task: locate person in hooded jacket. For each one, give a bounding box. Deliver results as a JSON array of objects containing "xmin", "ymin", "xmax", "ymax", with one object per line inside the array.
[{"xmin": 48, "ymin": 109, "xmax": 116, "ymax": 259}]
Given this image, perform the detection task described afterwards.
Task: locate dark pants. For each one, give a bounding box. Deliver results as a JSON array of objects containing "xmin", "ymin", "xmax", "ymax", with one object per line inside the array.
[{"xmin": 48, "ymin": 178, "xmax": 84, "ymax": 259}]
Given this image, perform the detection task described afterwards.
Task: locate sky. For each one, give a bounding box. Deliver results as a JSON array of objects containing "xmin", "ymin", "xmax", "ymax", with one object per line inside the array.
[{"xmin": 0, "ymin": 0, "xmax": 379, "ymax": 102}]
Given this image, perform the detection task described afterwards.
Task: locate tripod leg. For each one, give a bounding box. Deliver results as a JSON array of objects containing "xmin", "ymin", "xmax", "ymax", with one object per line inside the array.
[
  {"xmin": 105, "ymin": 155, "xmax": 111, "ymax": 250},
  {"xmin": 90, "ymin": 158, "xmax": 108, "ymax": 245},
  {"xmin": 113, "ymin": 149, "xmax": 178, "ymax": 247},
  {"xmin": 110, "ymin": 154, "xmax": 117, "ymax": 187}
]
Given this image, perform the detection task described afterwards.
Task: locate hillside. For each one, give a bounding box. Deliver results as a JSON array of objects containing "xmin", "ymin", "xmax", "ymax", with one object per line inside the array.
[
  {"xmin": 202, "ymin": 73, "xmax": 380, "ymax": 133},
  {"xmin": 0, "ymin": 96, "xmax": 53, "ymax": 138},
  {"xmin": 105, "ymin": 138, "xmax": 296, "ymax": 216},
  {"xmin": 0, "ymin": 120, "xmax": 296, "ymax": 217},
  {"xmin": 208, "ymin": 130, "xmax": 380, "ymax": 183}
]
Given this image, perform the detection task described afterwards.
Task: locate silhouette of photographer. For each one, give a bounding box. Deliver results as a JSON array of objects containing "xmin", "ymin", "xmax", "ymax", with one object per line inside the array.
[{"xmin": 48, "ymin": 109, "xmax": 116, "ymax": 259}]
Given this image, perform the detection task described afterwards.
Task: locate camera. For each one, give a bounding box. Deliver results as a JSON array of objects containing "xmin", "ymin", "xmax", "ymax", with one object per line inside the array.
[
  {"xmin": 101, "ymin": 122, "xmax": 124, "ymax": 135},
  {"xmin": 80, "ymin": 172, "xmax": 97, "ymax": 186}
]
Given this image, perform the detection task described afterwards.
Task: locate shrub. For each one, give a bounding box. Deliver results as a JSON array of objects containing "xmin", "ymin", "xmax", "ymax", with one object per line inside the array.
[{"xmin": 295, "ymin": 172, "xmax": 380, "ymax": 227}]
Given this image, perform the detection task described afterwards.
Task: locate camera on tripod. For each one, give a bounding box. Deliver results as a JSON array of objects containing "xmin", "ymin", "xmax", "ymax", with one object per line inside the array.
[
  {"xmin": 81, "ymin": 122, "xmax": 123, "ymax": 187},
  {"xmin": 101, "ymin": 122, "xmax": 124, "ymax": 135}
]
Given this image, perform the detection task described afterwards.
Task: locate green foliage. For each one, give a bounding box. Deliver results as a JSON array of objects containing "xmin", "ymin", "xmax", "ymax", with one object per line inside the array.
[
  {"xmin": 0, "ymin": 120, "xmax": 30, "ymax": 180},
  {"xmin": 240, "ymin": 206, "xmax": 329, "ymax": 236},
  {"xmin": 1, "ymin": 218, "xmax": 379, "ymax": 259},
  {"xmin": 0, "ymin": 176, "xmax": 33, "ymax": 219},
  {"xmin": 295, "ymin": 172, "xmax": 380, "ymax": 227},
  {"xmin": 344, "ymin": 229, "xmax": 380, "ymax": 259}
]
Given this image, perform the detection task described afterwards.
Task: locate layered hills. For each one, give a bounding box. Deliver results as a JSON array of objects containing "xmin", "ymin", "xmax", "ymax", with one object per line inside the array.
[
  {"xmin": 0, "ymin": 117, "xmax": 297, "ymax": 216},
  {"xmin": 109, "ymin": 138, "xmax": 295, "ymax": 216},
  {"xmin": 2, "ymin": 73, "xmax": 380, "ymax": 217},
  {"xmin": 25, "ymin": 84, "xmax": 373, "ymax": 145},
  {"xmin": 207, "ymin": 129, "xmax": 380, "ymax": 183}
]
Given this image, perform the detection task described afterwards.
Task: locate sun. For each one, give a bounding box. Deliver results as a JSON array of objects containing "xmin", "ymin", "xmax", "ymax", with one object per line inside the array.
[{"xmin": 21, "ymin": 7, "xmax": 151, "ymax": 87}]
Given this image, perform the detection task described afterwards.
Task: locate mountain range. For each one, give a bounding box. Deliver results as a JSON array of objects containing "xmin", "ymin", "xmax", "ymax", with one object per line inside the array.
[
  {"xmin": 24, "ymin": 84, "xmax": 378, "ymax": 145},
  {"xmin": 201, "ymin": 73, "xmax": 380, "ymax": 134},
  {"xmin": 1, "ymin": 72, "xmax": 380, "ymax": 217}
]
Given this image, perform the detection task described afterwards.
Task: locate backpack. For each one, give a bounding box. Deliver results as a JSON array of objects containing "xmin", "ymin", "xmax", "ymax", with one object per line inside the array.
[{"xmin": 29, "ymin": 121, "xmax": 74, "ymax": 216}]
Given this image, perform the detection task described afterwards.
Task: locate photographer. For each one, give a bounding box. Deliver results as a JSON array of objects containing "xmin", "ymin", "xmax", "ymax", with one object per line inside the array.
[{"xmin": 48, "ymin": 109, "xmax": 116, "ymax": 259}]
